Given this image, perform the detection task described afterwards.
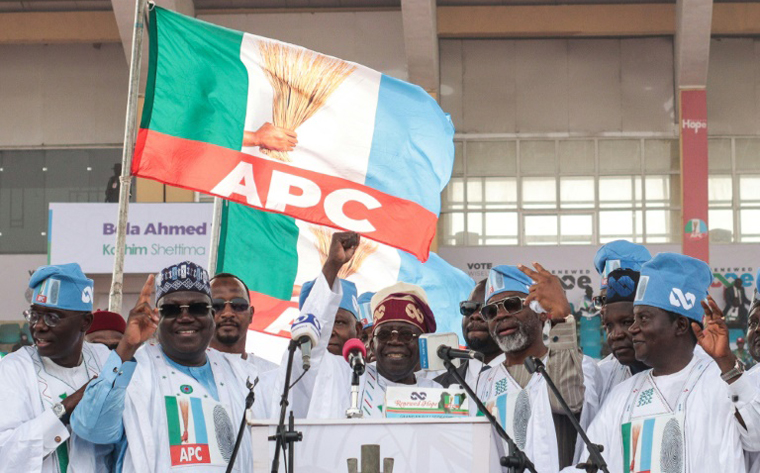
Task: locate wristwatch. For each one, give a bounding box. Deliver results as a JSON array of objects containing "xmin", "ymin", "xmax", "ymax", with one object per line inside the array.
[
  {"xmin": 720, "ymin": 358, "xmax": 746, "ymax": 382},
  {"xmin": 52, "ymin": 402, "xmax": 70, "ymax": 425}
]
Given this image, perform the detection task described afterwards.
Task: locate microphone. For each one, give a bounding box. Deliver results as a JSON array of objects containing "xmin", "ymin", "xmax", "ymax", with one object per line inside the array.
[
  {"xmin": 290, "ymin": 313, "xmax": 321, "ymax": 371},
  {"xmin": 342, "ymin": 338, "xmax": 367, "ymax": 375},
  {"xmin": 419, "ymin": 332, "xmax": 460, "ymax": 371},
  {"xmin": 437, "ymin": 345, "xmax": 485, "ymax": 362}
]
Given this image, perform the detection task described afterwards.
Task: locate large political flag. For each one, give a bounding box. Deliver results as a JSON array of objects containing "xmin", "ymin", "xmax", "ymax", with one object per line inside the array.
[
  {"xmin": 216, "ymin": 202, "xmax": 475, "ymax": 344},
  {"xmin": 134, "ymin": 6, "xmax": 455, "ymax": 261}
]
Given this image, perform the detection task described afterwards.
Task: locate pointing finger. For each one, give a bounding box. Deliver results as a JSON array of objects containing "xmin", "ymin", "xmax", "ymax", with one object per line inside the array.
[
  {"xmin": 532, "ymin": 262, "xmax": 550, "ymax": 276},
  {"xmin": 139, "ymin": 274, "xmax": 155, "ymax": 305},
  {"xmin": 518, "ymin": 264, "xmax": 539, "ymax": 280}
]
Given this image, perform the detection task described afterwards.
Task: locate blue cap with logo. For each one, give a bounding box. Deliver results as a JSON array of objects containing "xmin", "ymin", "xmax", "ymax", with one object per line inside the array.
[
  {"xmin": 485, "ymin": 265, "xmax": 533, "ymax": 302},
  {"xmin": 299, "ymin": 278, "xmax": 359, "ymax": 320},
  {"xmin": 30, "ymin": 263, "xmax": 94, "ymax": 312},
  {"xmin": 357, "ymin": 291, "xmax": 375, "ymax": 329},
  {"xmin": 633, "ymin": 253, "xmax": 712, "ymax": 323},
  {"xmin": 594, "ymin": 240, "xmax": 652, "ymax": 289}
]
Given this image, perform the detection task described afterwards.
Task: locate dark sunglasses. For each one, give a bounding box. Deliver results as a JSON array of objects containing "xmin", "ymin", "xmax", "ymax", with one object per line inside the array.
[
  {"xmin": 211, "ymin": 298, "xmax": 250, "ymax": 313},
  {"xmin": 24, "ymin": 308, "xmax": 81, "ymax": 328},
  {"xmin": 481, "ymin": 297, "xmax": 527, "ymax": 321},
  {"xmin": 158, "ymin": 303, "xmax": 212, "ymax": 318},
  {"xmin": 592, "ymin": 296, "xmax": 606, "ymax": 311},
  {"xmin": 374, "ymin": 328, "xmax": 418, "ymax": 343},
  {"xmin": 460, "ymin": 301, "xmax": 482, "ymax": 317}
]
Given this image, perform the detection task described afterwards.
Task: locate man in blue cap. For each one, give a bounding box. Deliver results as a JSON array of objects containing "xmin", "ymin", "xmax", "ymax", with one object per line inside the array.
[
  {"xmin": 476, "ymin": 263, "xmax": 601, "ymax": 471},
  {"xmin": 299, "ymin": 276, "xmax": 361, "ymax": 356},
  {"xmin": 0, "ymin": 263, "xmax": 113, "ymax": 472},
  {"xmin": 71, "ymin": 261, "xmax": 271, "ymax": 472},
  {"xmin": 593, "ymin": 240, "xmax": 653, "ymax": 404},
  {"xmin": 571, "ymin": 253, "xmax": 760, "ymax": 473}
]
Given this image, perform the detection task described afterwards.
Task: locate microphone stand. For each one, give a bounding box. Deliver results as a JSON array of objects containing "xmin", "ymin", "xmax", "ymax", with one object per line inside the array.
[
  {"xmin": 345, "ymin": 366, "xmax": 364, "ymax": 418},
  {"xmin": 524, "ymin": 357, "xmax": 609, "ymax": 473},
  {"xmin": 226, "ymin": 377, "xmax": 258, "ymax": 473},
  {"xmin": 269, "ymin": 339, "xmax": 305, "ymax": 473},
  {"xmin": 441, "ymin": 354, "xmax": 536, "ymax": 473}
]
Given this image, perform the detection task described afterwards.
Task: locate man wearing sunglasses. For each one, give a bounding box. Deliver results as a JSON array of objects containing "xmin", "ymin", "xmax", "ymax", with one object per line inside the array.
[
  {"xmin": 435, "ymin": 279, "xmax": 503, "ymax": 388},
  {"xmin": 592, "ymin": 240, "xmax": 652, "ymax": 404},
  {"xmin": 0, "ymin": 263, "xmax": 113, "ymax": 472},
  {"xmin": 71, "ymin": 261, "xmax": 269, "ymax": 472},
  {"xmin": 476, "ymin": 263, "xmax": 601, "ymax": 471},
  {"xmin": 209, "ymin": 272, "xmax": 278, "ymax": 372}
]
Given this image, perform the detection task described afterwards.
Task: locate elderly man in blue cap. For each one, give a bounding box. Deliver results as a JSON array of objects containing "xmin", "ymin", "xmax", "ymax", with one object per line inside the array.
[
  {"xmin": 593, "ymin": 240, "xmax": 653, "ymax": 404},
  {"xmin": 570, "ymin": 253, "xmax": 760, "ymax": 473},
  {"xmin": 476, "ymin": 263, "xmax": 601, "ymax": 471},
  {"xmin": 71, "ymin": 261, "xmax": 270, "ymax": 472},
  {"xmin": 299, "ymin": 275, "xmax": 361, "ymax": 356},
  {"xmin": 0, "ymin": 263, "xmax": 113, "ymax": 472}
]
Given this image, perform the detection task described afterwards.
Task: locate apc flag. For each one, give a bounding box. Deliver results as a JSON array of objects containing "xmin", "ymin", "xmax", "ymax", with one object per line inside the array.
[
  {"xmin": 216, "ymin": 202, "xmax": 475, "ymax": 344},
  {"xmin": 134, "ymin": 6, "xmax": 454, "ymax": 261}
]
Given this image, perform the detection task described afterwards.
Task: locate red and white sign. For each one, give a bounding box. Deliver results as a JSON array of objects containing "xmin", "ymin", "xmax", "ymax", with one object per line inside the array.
[{"xmin": 680, "ymin": 89, "xmax": 709, "ymax": 262}]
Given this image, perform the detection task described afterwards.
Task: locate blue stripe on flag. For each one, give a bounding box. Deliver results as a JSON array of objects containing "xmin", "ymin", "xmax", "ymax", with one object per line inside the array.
[
  {"xmin": 496, "ymin": 394, "xmax": 507, "ymax": 428},
  {"xmin": 191, "ymin": 397, "xmax": 208, "ymax": 444},
  {"xmin": 365, "ymin": 74, "xmax": 455, "ymax": 216},
  {"xmin": 398, "ymin": 251, "xmax": 475, "ymax": 344},
  {"xmin": 640, "ymin": 418, "xmax": 656, "ymax": 470}
]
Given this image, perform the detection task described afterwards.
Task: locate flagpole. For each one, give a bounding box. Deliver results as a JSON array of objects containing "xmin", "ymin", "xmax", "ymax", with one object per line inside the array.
[
  {"xmin": 207, "ymin": 197, "xmax": 224, "ymax": 275},
  {"xmin": 109, "ymin": 0, "xmax": 149, "ymax": 313}
]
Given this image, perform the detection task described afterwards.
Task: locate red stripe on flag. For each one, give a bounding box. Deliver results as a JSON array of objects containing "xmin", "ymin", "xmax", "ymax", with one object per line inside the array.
[
  {"xmin": 134, "ymin": 128, "xmax": 435, "ymax": 261},
  {"xmin": 247, "ymin": 291, "xmax": 297, "ymax": 338}
]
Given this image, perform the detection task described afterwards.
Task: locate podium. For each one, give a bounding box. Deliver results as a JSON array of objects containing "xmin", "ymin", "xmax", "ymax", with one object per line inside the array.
[{"xmin": 248, "ymin": 417, "xmax": 501, "ymax": 472}]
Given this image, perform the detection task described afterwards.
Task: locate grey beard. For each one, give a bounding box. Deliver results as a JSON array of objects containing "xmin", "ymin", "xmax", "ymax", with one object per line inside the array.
[{"xmin": 495, "ymin": 327, "xmax": 531, "ymax": 353}]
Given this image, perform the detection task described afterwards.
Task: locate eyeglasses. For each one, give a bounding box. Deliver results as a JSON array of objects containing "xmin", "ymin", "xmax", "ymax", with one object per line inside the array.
[
  {"xmin": 158, "ymin": 303, "xmax": 212, "ymax": 318},
  {"xmin": 481, "ymin": 297, "xmax": 527, "ymax": 321},
  {"xmin": 24, "ymin": 308, "xmax": 83, "ymax": 328},
  {"xmin": 459, "ymin": 301, "xmax": 482, "ymax": 317},
  {"xmin": 374, "ymin": 328, "xmax": 418, "ymax": 343},
  {"xmin": 592, "ymin": 296, "xmax": 606, "ymax": 311},
  {"xmin": 211, "ymin": 298, "xmax": 250, "ymax": 313}
]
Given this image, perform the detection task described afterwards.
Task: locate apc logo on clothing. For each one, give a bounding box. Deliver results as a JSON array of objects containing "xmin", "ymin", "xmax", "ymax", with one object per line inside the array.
[
  {"xmin": 682, "ymin": 119, "xmax": 707, "ymax": 134},
  {"xmin": 669, "ymin": 288, "xmax": 696, "ymax": 310},
  {"xmin": 81, "ymin": 287, "xmax": 93, "ymax": 304}
]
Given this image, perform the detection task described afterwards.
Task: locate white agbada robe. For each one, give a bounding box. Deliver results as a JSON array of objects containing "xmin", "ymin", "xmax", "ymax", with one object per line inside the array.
[
  {"xmin": 738, "ymin": 365, "xmax": 760, "ymax": 472},
  {"xmin": 275, "ymin": 273, "xmax": 442, "ymax": 419},
  {"xmin": 0, "ymin": 342, "xmax": 112, "ymax": 472},
  {"xmin": 566, "ymin": 352, "xmax": 751, "ymax": 473},
  {"xmin": 597, "ymin": 354, "xmax": 632, "ymax": 406},
  {"xmin": 118, "ymin": 343, "xmax": 268, "ymax": 472},
  {"xmin": 475, "ymin": 354, "xmax": 601, "ymax": 473}
]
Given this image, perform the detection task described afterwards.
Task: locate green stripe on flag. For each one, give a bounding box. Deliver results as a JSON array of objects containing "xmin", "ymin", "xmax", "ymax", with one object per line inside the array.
[
  {"xmin": 622, "ymin": 422, "xmax": 631, "ymax": 473},
  {"xmin": 217, "ymin": 202, "xmax": 300, "ymax": 300},
  {"xmin": 165, "ymin": 396, "xmax": 182, "ymax": 446},
  {"xmin": 141, "ymin": 6, "xmax": 249, "ymax": 150}
]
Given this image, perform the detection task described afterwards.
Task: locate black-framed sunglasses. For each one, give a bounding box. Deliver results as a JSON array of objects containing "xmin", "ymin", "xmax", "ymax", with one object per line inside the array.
[
  {"xmin": 211, "ymin": 298, "xmax": 250, "ymax": 313},
  {"xmin": 24, "ymin": 308, "xmax": 80, "ymax": 328},
  {"xmin": 592, "ymin": 296, "xmax": 606, "ymax": 311},
  {"xmin": 158, "ymin": 303, "xmax": 212, "ymax": 318},
  {"xmin": 374, "ymin": 328, "xmax": 418, "ymax": 343},
  {"xmin": 460, "ymin": 301, "xmax": 482, "ymax": 317},
  {"xmin": 481, "ymin": 297, "xmax": 528, "ymax": 321}
]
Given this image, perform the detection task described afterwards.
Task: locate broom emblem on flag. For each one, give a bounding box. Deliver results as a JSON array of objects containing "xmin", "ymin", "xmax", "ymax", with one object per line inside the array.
[{"xmin": 245, "ymin": 41, "xmax": 357, "ymax": 162}]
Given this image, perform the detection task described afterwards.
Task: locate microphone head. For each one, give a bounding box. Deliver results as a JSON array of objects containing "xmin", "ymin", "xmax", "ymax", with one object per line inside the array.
[
  {"xmin": 342, "ymin": 338, "xmax": 367, "ymax": 362},
  {"xmin": 291, "ymin": 313, "xmax": 321, "ymax": 344}
]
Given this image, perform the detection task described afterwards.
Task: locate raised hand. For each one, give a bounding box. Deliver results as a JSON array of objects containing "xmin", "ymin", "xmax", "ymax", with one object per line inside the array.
[
  {"xmin": 692, "ymin": 295, "xmax": 734, "ymax": 365},
  {"xmin": 116, "ymin": 274, "xmax": 159, "ymax": 362},
  {"xmin": 323, "ymin": 231, "xmax": 360, "ymax": 286},
  {"xmin": 518, "ymin": 262, "xmax": 571, "ymax": 324}
]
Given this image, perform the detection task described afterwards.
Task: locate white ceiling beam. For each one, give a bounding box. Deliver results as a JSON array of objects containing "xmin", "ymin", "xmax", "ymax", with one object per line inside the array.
[
  {"xmin": 675, "ymin": 0, "xmax": 713, "ymax": 88},
  {"xmin": 401, "ymin": 0, "xmax": 438, "ymax": 96}
]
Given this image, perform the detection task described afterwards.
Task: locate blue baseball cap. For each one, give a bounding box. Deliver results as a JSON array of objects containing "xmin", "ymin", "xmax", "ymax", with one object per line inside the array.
[
  {"xmin": 300, "ymin": 278, "xmax": 359, "ymax": 320},
  {"xmin": 634, "ymin": 253, "xmax": 712, "ymax": 323},
  {"xmin": 485, "ymin": 265, "xmax": 533, "ymax": 302},
  {"xmin": 30, "ymin": 263, "xmax": 94, "ymax": 312},
  {"xmin": 594, "ymin": 240, "xmax": 652, "ymax": 289},
  {"xmin": 357, "ymin": 291, "xmax": 375, "ymax": 329}
]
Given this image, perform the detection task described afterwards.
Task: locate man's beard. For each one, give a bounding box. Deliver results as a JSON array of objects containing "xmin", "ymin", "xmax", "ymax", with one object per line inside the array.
[
  {"xmin": 216, "ymin": 331, "xmax": 240, "ymax": 346},
  {"xmin": 466, "ymin": 336, "xmax": 492, "ymax": 351},
  {"xmin": 493, "ymin": 317, "xmax": 539, "ymax": 354}
]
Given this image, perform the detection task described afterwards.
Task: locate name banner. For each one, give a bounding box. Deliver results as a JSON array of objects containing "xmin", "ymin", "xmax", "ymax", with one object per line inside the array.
[{"xmin": 48, "ymin": 203, "xmax": 213, "ymax": 274}]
